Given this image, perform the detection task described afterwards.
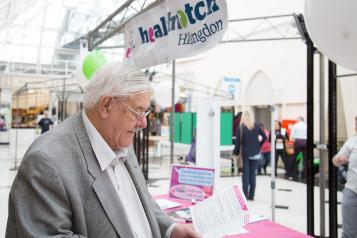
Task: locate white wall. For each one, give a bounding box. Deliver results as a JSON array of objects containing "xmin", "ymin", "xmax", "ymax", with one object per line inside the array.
[{"xmin": 175, "ymin": 38, "xmax": 307, "ymax": 110}]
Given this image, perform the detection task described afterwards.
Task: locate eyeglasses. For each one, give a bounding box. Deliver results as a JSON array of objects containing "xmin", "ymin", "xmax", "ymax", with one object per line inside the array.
[{"xmin": 114, "ymin": 97, "xmax": 151, "ymax": 120}]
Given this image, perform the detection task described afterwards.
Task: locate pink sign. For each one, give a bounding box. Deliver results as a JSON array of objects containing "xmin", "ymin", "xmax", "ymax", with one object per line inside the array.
[
  {"xmin": 233, "ymin": 185, "xmax": 248, "ymax": 211},
  {"xmin": 169, "ymin": 165, "xmax": 214, "ymax": 201}
]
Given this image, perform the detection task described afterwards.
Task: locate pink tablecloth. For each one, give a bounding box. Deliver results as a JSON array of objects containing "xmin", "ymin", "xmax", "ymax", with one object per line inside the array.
[
  {"xmin": 153, "ymin": 194, "xmax": 312, "ymax": 238},
  {"xmin": 225, "ymin": 220, "xmax": 311, "ymax": 238}
]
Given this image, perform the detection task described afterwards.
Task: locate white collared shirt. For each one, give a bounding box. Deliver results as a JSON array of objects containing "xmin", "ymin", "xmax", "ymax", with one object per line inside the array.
[
  {"xmin": 82, "ymin": 111, "xmax": 152, "ymax": 238},
  {"xmin": 290, "ymin": 121, "xmax": 307, "ymax": 140},
  {"xmin": 337, "ymin": 136, "xmax": 357, "ymax": 194}
]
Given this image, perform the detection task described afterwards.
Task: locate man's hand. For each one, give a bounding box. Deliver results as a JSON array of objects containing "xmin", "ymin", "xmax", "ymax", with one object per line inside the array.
[
  {"xmin": 333, "ymin": 155, "xmax": 349, "ymax": 167},
  {"xmin": 170, "ymin": 224, "xmax": 201, "ymax": 238}
]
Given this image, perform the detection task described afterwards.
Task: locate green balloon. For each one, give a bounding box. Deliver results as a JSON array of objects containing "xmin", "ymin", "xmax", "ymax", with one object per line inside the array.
[
  {"xmin": 313, "ymin": 158, "xmax": 320, "ymax": 166},
  {"xmin": 177, "ymin": 10, "xmax": 188, "ymax": 28},
  {"xmin": 82, "ymin": 50, "xmax": 108, "ymax": 80}
]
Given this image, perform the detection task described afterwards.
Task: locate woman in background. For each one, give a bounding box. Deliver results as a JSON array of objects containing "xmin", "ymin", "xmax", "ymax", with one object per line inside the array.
[
  {"xmin": 257, "ymin": 123, "xmax": 271, "ymax": 175},
  {"xmin": 233, "ymin": 110, "xmax": 266, "ymax": 201},
  {"xmin": 274, "ymin": 120, "xmax": 290, "ymax": 178}
]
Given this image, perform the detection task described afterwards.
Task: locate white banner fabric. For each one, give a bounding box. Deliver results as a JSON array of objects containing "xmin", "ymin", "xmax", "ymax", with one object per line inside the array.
[{"xmin": 123, "ymin": 0, "xmax": 228, "ymax": 68}]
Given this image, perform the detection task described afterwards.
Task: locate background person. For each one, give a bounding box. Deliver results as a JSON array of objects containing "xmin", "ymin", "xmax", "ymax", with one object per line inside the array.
[
  {"xmin": 6, "ymin": 62, "xmax": 200, "ymax": 238},
  {"xmin": 185, "ymin": 129, "xmax": 196, "ymax": 164},
  {"xmin": 257, "ymin": 123, "xmax": 271, "ymax": 175},
  {"xmin": 232, "ymin": 111, "xmax": 242, "ymax": 144},
  {"xmin": 233, "ymin": 110, "xmax": 267, "ymax": 201},
  {"xmin": 232, "ymin": 112, "xmax": 243, "ymax": 174},
  {"xmin": 0, "ymin": 115, "xmax": 7, "ymax": 131},
  {"xmin": 274, "ymin": 120, "xmax": 290, "ymax": 178},
  {"xmin": 290, "ymin": 116, "xmax": 307, "ymax": 179},
  {"xmin": 333, "ymin": 116, "xmax": 357, "ymax": 238},
  {"xmin": 37, "ymin": 111, "xmax": 54, "ymax": 134}
]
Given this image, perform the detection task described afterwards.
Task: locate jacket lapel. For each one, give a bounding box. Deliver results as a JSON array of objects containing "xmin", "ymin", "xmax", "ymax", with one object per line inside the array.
[
  {"xmin": 72, "ymin": 111, "xmax": 134, "ymax": 238},
  {"xmin": 92, "ymin": 175, "xmax": 134, "ymax": 238},
  {"xmin": 124, "ymin": 149, "xmax": 161, "ymax": 238}
]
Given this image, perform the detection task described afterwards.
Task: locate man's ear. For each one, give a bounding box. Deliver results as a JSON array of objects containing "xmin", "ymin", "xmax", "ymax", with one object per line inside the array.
[{"xmin": 98, "ymin": 96, "xmax": 113, "ymax": 118}]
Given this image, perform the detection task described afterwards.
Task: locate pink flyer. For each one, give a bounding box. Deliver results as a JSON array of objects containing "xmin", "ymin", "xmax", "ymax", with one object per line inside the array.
[{"xmin": 169, "ymin": 165, "xmax": 215, "ymax": 201}]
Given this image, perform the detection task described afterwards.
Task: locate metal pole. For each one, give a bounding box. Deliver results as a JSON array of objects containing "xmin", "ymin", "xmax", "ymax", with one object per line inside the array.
[
  {"xmin": 306, "ymin": 37, "xmax": 315, "ymax": 236},
  {"xmin": 12, "ymin": 94, "xmax": 20, "ymax": 170},
  {"xmin": 318, "ymin": 53, "xmax": 326, "ymax": 237},
  {"xmin": 270, "ymin": 105, "xmax": 276, "ymax": 222},
  {"xmin": 170, "ymin": 60, "xmax": 176, "ymax": 165},
  {"xmin": 328, "ymin": 61, "xmax": 338, "ymax": 238},
  {"xmin": 61, "ymin": 78, "xmax": 66, "ymax": 121},
  {"xmin": 64, "ymin": 93, "xmax": 72, "ymax": 120}
]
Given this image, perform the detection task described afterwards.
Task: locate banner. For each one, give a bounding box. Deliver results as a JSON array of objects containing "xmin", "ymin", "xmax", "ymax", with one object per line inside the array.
[{"xmin": 123, "ymin": 0, "xmax": 228, "ymax": 68}]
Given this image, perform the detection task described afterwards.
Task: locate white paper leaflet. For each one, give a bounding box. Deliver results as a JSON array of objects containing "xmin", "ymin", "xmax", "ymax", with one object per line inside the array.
[{"xmin": 190, "ymin": 185, "xmax": 250, "ymax": 238}]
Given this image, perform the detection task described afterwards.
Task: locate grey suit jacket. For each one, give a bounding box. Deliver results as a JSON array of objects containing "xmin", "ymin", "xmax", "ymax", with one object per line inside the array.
[{"xmin": 6, "ymin": 112, "xmax": 174, "ymax": 238}]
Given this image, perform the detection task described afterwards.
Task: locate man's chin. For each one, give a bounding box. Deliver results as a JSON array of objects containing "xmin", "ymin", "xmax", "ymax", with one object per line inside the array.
[{"xmin": 115, "ymin": 138, "xmax": 134, "ymax": 150}]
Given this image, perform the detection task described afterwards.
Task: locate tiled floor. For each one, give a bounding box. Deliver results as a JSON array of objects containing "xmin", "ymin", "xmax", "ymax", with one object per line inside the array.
[{"xmin": 0, "ymin": 134, "xmax": 343, "ymax": 237}]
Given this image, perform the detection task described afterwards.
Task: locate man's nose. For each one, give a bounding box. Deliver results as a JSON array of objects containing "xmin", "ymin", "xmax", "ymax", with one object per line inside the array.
[{"xmin": 137, "ymin": 116, "xmax": 147, "ymax": 128}]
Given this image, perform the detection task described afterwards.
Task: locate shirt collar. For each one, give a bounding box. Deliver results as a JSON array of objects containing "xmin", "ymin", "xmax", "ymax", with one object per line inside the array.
[{"xmin": 82, "ymin": 110, "xmax": 128, "ymax": 171}]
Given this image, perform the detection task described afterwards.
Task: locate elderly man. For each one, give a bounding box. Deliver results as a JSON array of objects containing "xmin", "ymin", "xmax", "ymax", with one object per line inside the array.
[{"xmin": 6, "ymin": 62, "xmax": 200, "ymax": 238}]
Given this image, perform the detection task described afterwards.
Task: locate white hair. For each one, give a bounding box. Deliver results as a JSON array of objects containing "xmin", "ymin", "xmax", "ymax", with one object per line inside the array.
[
  {"xmin": 297, "ymin": 116, "xmax": 304, "ymax": 122},
  {"xmin": 83, "ymin": 62, "xmax": 151, "ymax": 109}
]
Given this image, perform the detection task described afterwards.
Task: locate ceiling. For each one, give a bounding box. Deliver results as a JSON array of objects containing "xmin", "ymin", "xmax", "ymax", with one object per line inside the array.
[
  {"xmin": 0, "ymin": 0, "xmax": 153, "ymax": 65},
  {"xmin": 0, "ymin": 0, "xmax": 302, "ymax": 80}
]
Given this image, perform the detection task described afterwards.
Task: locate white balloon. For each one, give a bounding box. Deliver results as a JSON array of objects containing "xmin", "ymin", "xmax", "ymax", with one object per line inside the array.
[
  {"xmin": 305, "ymin": 0, "xmax": 357, "ymax": 71},
  {"xmin": 153, "ymin": 81, "xmax": 179, "ymax": 108}
]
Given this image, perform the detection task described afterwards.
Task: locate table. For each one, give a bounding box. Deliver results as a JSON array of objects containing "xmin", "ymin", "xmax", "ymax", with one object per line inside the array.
[
  {"xmin": 154, "ymin": 194, "xmax": 313, "ymax": 238},
  {"xmin": 225, "ymin": 220, "xmax": 312, "ymax": 238}
]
